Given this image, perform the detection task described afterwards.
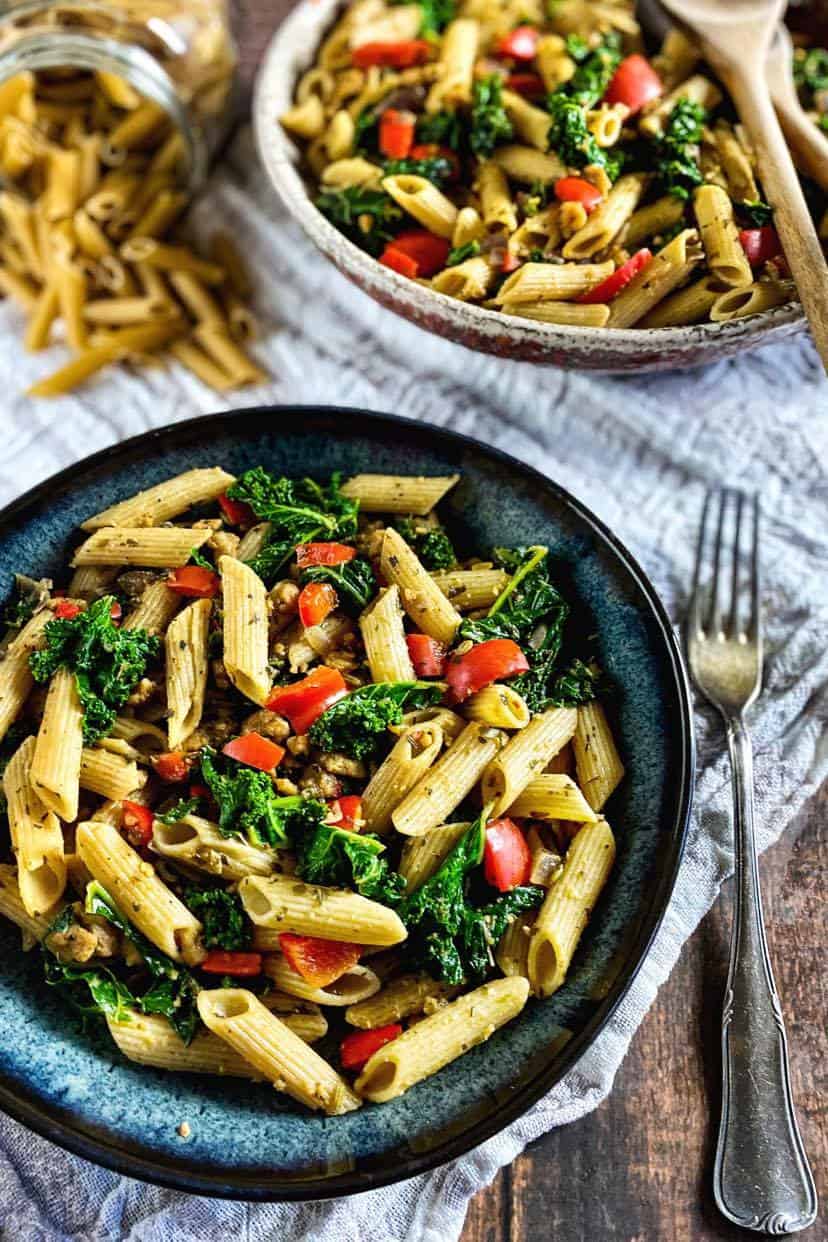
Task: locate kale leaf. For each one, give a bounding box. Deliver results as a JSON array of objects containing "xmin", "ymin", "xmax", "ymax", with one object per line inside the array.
[
  {"xmin": 226, "ymin": 469, "xmax": 359, "ymax": 584},
  {"xmin": 156, "ymin": 795, "xmax": 204, "ymax": 825},
  {"xmin": 547, "ymin": 94, "xmax": 623, "ymax": 179},
  {"xmin": 459, "ymin": 546, "xmax": 566, "ymax": 651},
  {"xmin": 417, "ymin": 0, "xmax": 455, "ymax": 35},
  {"xmin": 459, "ymin": 886, "xmax": 545, "ymax": 979},
  {"xmin": 650, "ymin": 99, "xmax": 706, "ymax": 201},
  {"xmin": 394, "ymin": 518, "xmax": 457, "ymax": 570},
  {"xmin": 738, "ymin": 199, "xmax": 773, "ymax": 227},
  {"xmin": 84, "ymin": 882, "xmax": 200, "ymax": 1043},
  {"xmin": 29, "ymin": 596, "xmax": 159, "ymax": 744},
  {"xmin": 417, "ymin": 110, "xmax": 464, "ymax": 150},
  {"xmin": 315, "ymin": 185, "xmax": 404, "ymax": 256},
  {"xmin": 200, "ymin": 748, "xmax": 307, "ymax": 848},
  {"xmin": 470, "ymin": 75, "xmax": 513, "ymax": 158},
  {"xmin": 300, "ymin": 557, "xmax": 377, "ymax": 613},
  {"xmin": 294, "ymin": 817, "xmax": 406, "ymax": 904},
  {"xmin": 546, "ymin": 657, "xmax": 602, "ymax": 706},
  {"xmin": 43, "ymin": 948, "xmax": 136, "ymax": 1025},
  {"xmin": 308, "ymin": 681, "xmax": 444, "ymax": 759},
  {"xmin": 563, "ymin": 30, "xmax": 621, "ymax": 105},
  {"xmin": 794, "ymin": 46, "xmax": 828, "ymax": 95},
  {"xmin": 184, "ymin": 885, "xmax": 250, "ymax": 950},
  {"xmin": 189, "ymin": 546, "xmax": 214, "ymax": 570},
  {"xmin": 447, "ymin": 239, "xmax": 481, "ymax": 265},
  {"xmin": 383, "ymin": 155, "xmax": 453, "ymax": 186}
]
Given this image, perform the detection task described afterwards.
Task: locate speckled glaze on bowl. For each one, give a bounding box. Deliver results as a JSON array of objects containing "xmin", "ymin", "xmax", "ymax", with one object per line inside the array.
[
  {"xmin": 0, "ymin": 408, "xmax": 694, "ymax": 1199},
  {"xmin": 252, "ymin": 0, "xmax": 806, "ymax": 373}
]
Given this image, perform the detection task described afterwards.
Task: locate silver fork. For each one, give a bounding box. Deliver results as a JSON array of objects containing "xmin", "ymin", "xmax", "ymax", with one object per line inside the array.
[{"xmin": 686, "ymin": 491, "xmax": 817, "ymax": 1235}]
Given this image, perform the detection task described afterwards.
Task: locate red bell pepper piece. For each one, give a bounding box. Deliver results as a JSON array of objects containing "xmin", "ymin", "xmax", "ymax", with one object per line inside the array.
[
  {"xmin": 154, "ymin": 751, "xmax": 191, "ymax": 783},
  {"xmin": 739, "ymin": 227, "xmax": 782, "ymax": 267},
  {"xmin": 484, "ymin": 817, "xmax": 532, "ymax": 891},
  {"xmin": 222, "ymin": 732, "xmax": 285, "ymax": 772},
  {"xmin": 298, "ymin": 581, "xmax": 338, "ymax": 628},
  {"xmin": 53, "ymin": 599, "xmax": 82, "ymax": 620},
  {"xmin": 352, "ymin": 40, "xmax": 431, "ymax": 68},
  {"xmin": 189, "ymin": 783, "xmax": 210, "ymax": 799},
  {"xmin": 554, "ymin": 176, "xmax": 603, "ymax": 213},
  {"xmin": 497, "ymin": 25, "xmax": 539, "ymax": 61},
  {"xmin": 507, "ymin": 71, "xmax": 545, "ymax": 98},
  {"xmin": 379, "ymin": 108, "xmax": 416, "ymax": 159},
  {"xmin": 409, "ymin": 143, "xmax": 460, "ymax": 180},
  {"xmin": 200, "ymin": 951, "xmax": 263, "ymax": 977},
  {"xmin": 406, "ymin": 633, "xmax": 447, "ymax": 677},
  {"xmin": 279, "ymin": 933, "xmax": 362, "ymax": 987},
  {"xmin": 266, "ymin": 666, "xmax": 348, "ymax": 734},
  {"xmin": 446, "ymin": 638, "xmax": 529, "ymax": 702},
  {"xmin": 109, "ymin": 600, "xmax": 122, "ymax": 622},
  {"xmin": 382, "ymin": 230, "xmax": 450, "ymax": 278},
  {"xmin": 327, "ymin": 794, "xmax": 363, "ymax": 830},
  {"xmin": 167, "ymin": 565, "xmax": 220, "ymax": 598},
  {"xmin": 121, "ymin": 799, "xmax": 154, "ymax": 849},
  {"xmin": 340, "ymin": 1023, "xmax": 403, "ymax": 1071},
  {"xmin": 296, "ymin": 542, "xmax": 356, "ymax": 568},
  {"xmin": 603, "ymin": 54, "xmax": 663, "ymax": 114},
  {"xmin": 577, "ymin": 248, "xmax": 652, "ymax": 304},
  {"xmin": 501, "ymin": 250, "xmax": 521, "ymax": 274},
  {"xmin": 380, "ymin": 245, "xmax": 419, "ymax": 278},
  {"xmin": 218, "ymin": 492, "xmax": 255, "ymax": 526}
]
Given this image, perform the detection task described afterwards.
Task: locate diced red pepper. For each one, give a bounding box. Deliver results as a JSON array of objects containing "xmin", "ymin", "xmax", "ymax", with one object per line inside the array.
[
  {"xmin": 266, "ymin": 666, "xmax": 348, "ymax": 734},
  {"xmin": 497, "ymin": 25, "xmax": 539, "ymax": 61},
  {"xmin": 167, "ymin": 565, "xmax": 220, "ymax": 598},
  {"xmin": 379, "ymin": 108, "xmax": 416, "ymax": 159},
  {"xmin": 554, "ymin": 176, "xmax": 603, "ymax": 213},
  {"xmin": 381, "ymin": 230, "xmax": 450, "ymax": 278},
  {"xmin": 189, "ymin": 783, "xmax": 210, "ymax": 799},
  {"xmin": 109, "ymin": 600, "xmax": 122, "ymax": 622},
  {"xmin": 484, "ymin": 817, "xmax": 532, "ymax": 891},
  {"xmin": 154, "ymin": 751, "xmax": 191, "ymax": 783},
  {"xmin": 296, "ymin": 542, "xmax": 356, "ymax": 568},
  {"xmin": 279, "ymin": 933, "xmax": 362, "ymax": 987},
  {"xmin": 327, "ymin": 794, "xmax": 363, "ymax": 830},
  {"xmin": 218, "ymin": 492, "xmax": 255, "ymax": 526},
  {"xmin": 201, "ymin": 951, "xmax": 263, "ymax": 977},
  {"xmin": 739, "ymin": 226, "xmax": 782, "ymax": 267},
  {"xmin": 603, "ymin": 54, "xmax": 663, "ymax": 114},
  {"xmin": 507, "ymin": 71, "xmax": 545, "ymax": 98},
  {"xmin": 380, "ymin": 244, "xmax": 419, "ymax": 278},
  {"xmin": 340, "ymin": 1023, "xmax": 403, "ymax": 1071},
  {"xmin": 298, "ymin": 581, "xmax": 338, "ymax": 628},
  {"xmin": 121, "ymin": 799, "xmax": 154, "ymax": 849},
  {"xmin": 576, "ymin": 248, "xmax": 652, "ymax": 304},
  {"xmin": 53, "ymin": 598, "xmax": 82, "ymax": 619},
  {"xmin": 352, "ymin": 40, "xmax": 431, "ymax": 68},
  {"xmin": 409, "ymin": 143, "xmax": 461, "ymax": 180},
  {"xmin": 406, "ymin": 633, "xmax": 447, "ymax": 677},
  {"xmin": 445, "ymin": 638, "xmax": 529, "ymax": 702},
  {"xmin": 222, "ymin": 732, "xmax": 285, "ymax": 772},
  {"xmin": 501, "ymin": 250, "xmax": 521, "ymax": 274}
]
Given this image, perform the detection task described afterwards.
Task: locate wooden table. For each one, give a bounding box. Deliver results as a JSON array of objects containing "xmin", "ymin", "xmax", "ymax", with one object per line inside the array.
[{"xmin": 237, "ymin": 9, "xmax": 826, "ymax": 1237}]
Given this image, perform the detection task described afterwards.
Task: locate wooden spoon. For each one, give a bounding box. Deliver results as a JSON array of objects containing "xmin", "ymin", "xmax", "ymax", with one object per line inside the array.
[
  {"xmin": 658, "ymin": 0, "xmax": 828, "ymax": 370},
  {"xmin": 766, "ymin": 24, "xmax": 828, "ymax": 194}
]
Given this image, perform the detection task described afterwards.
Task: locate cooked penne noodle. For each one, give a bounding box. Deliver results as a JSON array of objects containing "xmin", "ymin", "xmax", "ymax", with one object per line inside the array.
[
  {"xmin": 709, "ymin": 280, "xmax": 795, "ymax": 321},
  {"xmin": 430, "ymin": 568, "xmax": 509, "ymax": 611},
  {"xmin": 79, "ymin": 746, "xmax": 145, "ymax": 800},
  {"xmin": 476, "ymin": 159, "xmax": 517, "ymax": 233},
  {"xmin": 71, "ymin": 526, "xmax": 211, "ymax": 567},
  {"xmin": 572, "ymin": 701, "xmax": 625, "ymax": 811},
  {"xmin": 0, "ymin": 862, "xmax": 58, "ymax": 946},
  {"xmin": 152, "ymin": 815, "xmax": 282, "ymax": 880},
  {"xmin": 240, "ymin": 875, "xmax": 407, "ymax": 946},
  {"xmin": 492, "ymin": 145, "xmax": 566, "ymax": 184},
  {"xmin": 82, "ymin": 467, "xmax": 235, "ymax": 529},
  {"xmin": 108, "ymin": 1010, "xmax": 263, "ymax": 1077},
  {"xmin": 360, "ymin": 585, "xmax": 415, "ymax": 682},
  {"xmin": 463, "ymin": 684, "xmax": 530, "ymax": 730},
  {"xmin": 482, "ymin": 708, "xmax": 578, "ymax": 816},
  {"xmin": 30, "ymin": 667, "xmax": 83, "ymax": 822},
  {"xmin": 398, "ymin": 820, "xmax": 469, "ymax": 891},
  {"xmin": 607, "ymin": 229, "xmax": 704, "ymax": 328},
  {"xmin": 392, "ymin": 721, "xmax": 505, "ymax": 835},
  {"xmin": 262, "ymin": 954, "xmax": 381, "ymax": 1006},
  {"xmin": 0, "ymin": 607, "xmax": 50, "ymax": 742},
  {"xmin": 639, "ymin": 75, "xmax": 722, "ymax": 137},
  {"xmin": 506, "ymin": 774, "xmax": 598, "ymax": 822},
  {"xmin": 219, "ymin": 555, "xmax": 271, "ymax": 706},
  {"xmin": 495, "ymin": 261, "xmax": 614, "ymax": 305},
  {"xmin": 502, "ymin": 90, "xmax": 553, "ymax": 151},
  {"xmin": 495, "ymin": 909, "xmax": 534, "ymax": 979},
  {"xmin": 426, "ymin": 18, "xmax": 478, "ymax": 111},
  {"xmin": 562, "ymin": 173, "xmax": 647, "ymax": 260},
  {"xmin": 431, "ymin": 255, "xmax": 494, "ymax": 300},
  {"xmin": 361, "ymin": 721, "xmax": 443, "ymax": 834},
  {"xmin": 380, "ymin": 527, "xmax": 461, "ymax": 644},
  {"xmin": 382, "ymin": 175, "xmax": 458, "ymax": 239},
  {"xmin": 508, "ymin": 301, "xmax": 611, "ymax": 327},
  {"xmin": 3, "ymin": 736, "xmax": 66, "ymax": 916},
  {"xmin": 165, "ymin": 598, "xmax": 211, "ymax": 749},
  {"xmin": 693, "ymin": 184, "xmax": 752, "ymax": 288},
  {"xmin": 345, "ymin": 973, "xmax": 456, "ymax": 1028},
  {"xmin": 66, "ymin": 565, "xmax": 118, "ymax": 599},
  {"xmin": 122, "ymin": 579, "xmax": 181, "ymax": 634},
  {"xmin": 340, "ymin": 473, "xmax": 459, "ymax": 513}
]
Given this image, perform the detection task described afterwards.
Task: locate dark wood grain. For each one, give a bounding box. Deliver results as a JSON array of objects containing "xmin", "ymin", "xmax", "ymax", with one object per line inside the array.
[{"xmin": 233, "ymin": 8, "xmax": 827, "ymax": 1238}]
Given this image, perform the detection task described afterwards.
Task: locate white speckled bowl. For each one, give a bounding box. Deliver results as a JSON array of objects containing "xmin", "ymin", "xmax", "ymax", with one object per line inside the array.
[{"xmin": 253, "ymin": 0, "xmax": 807, "ymax": 372}]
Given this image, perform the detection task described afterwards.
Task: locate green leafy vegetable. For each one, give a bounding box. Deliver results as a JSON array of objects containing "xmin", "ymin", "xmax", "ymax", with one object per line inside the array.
[
  {"xmin": 394, "ymin": 518, "xmax": 457, "ymax": 569},
  {"xmin": 794, "ymin": 46, "xmax": 828, "ymax": 95},
  {"xmin": 189, "ymin": 546, "xmax": 214, "ymax": 570},
  {"xmin": 29, "ymin": 596, "xmax": 159, "ymax": 744},
  {"xmin": 295, "ymin": 816, "xmax": 406, "ymax": 904},
  {"xmin": 315, "ymin": 185, "xmax": 404, "ymax": 256},
  {"xmin": 459, "ymin": 886, "xmax": 545, "ymax": 979},
  {"xmin": 651, "ymin": 99, "xmax": 706, "ymax": 201},
  {"xmin": 156, "ymin": 795, "xmax": 204, "ymax": 825},
  {"xmin": 43, "ymin": 948, "xmax": 136, "ymax": 1025},
  {"xmin": 226, "ymin": 469, "xmax": 359, "ymax": 584},
  {"xmin": 447, "ymin": 239, "xmax": 481, "ymax": 265},
  {"xmin": 84, "ymin": 882, "xmax": 200, "ymax": 1043},
  {"xmin": 417, "ymin": 0, "xmax": 455, "ymax": 35},
  {"xmin": 546, "ymin": 94, "xmax": 623, "ymax": 179},
  {"xmin": 300, "ymin": 557, "xmax": 377, "ymax": 613},
  {"xmin": 308, "ymin": 681, "xmax": 444, "ymax": 759},
  {"xmin": 545, "ymin": 657, "xmax": 602, "ymax": 707},
  {"xmin": 563, "ymin": 30, "xmax": 621, "ymax": 105},
  {"xmin": 383, "ymin": 155, "xmax": 453, "ymax": 186},
  {"xmin": 459, "ymin": 546, "xmax": 565, "ymax": 652},
  {"xmin": 184, "ymin": 885, "xmax": 250, "ymax": 951},
  {"xmin": 470, "ymin": 75, "xmax": 513, "ymax": 158},
  {"xmin": 738, "ymin": 200, "xmax": 773, "ymax": 227},
  {"xmin": 417, "ymin": 110, "xmax": 464, "ymax": 150},
  {"xmin": 200, "ymin": 748, "xmax": 300, "ymax": 847},
  {"xmin": 353, "ymin": 108, "xmax": 379, "ymax": 154}
]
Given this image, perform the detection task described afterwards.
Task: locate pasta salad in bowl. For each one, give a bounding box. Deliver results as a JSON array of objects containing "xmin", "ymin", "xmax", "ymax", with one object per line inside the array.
[
  {"xmin": 0, "ymin": 408, "xmax": 692, "ymax": 1196},
  {"xmin": 255, "ymin": 0, "xmax": 827, "ymax": 369}
]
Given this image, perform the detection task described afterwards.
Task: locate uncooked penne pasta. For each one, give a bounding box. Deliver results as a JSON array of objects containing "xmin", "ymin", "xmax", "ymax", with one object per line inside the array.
[
  {"xmin": 165, "ymin": 598, "xmax": 211, "ymax": 749},
  {"xmin": 3, "ymin": 736, "xmax": 66, "ymax": 916},
  {"xmin": 219, "ymin": 556, "xmax": 271, "ymax": 706},
  {"xmin": 240, "ymin": 875, "xmax": 407, "ymax": 946}
]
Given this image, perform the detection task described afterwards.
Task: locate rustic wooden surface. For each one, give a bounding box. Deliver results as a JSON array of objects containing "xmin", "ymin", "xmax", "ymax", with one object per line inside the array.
[{"xmin": 235, "ymin": 8, "xmax": 827, "ymax": 1239}]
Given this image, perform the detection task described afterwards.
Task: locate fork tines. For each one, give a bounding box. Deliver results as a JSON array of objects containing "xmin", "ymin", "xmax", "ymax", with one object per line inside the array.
[{"xmin": 691, "ymin": 488, "xmax": 760, "ymax": 642}]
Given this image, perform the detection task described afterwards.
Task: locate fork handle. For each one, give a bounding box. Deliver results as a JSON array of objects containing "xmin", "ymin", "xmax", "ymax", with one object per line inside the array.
[{"xmin": 714, "ymin": 718, "xmax": 817, "ymax": 1234}]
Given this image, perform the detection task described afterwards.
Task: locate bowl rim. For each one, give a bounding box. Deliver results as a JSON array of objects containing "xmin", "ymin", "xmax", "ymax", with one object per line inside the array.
[
  {"xmin": 0, "ymin": 406, "xmax": 696, "ymax": 1201},
  {"xmin": 251, "ymin": 0, "xmax": 805, "ymax": 366}
]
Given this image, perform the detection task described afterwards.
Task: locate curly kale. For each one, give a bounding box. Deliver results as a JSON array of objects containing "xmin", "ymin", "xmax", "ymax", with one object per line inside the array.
[
  {"xmin": 394, "ymin": 518, "xmax": 457, "ymax": 570},
  {"xmin": 295, "ymin": 816, "xmax": 405, "ymax": 904},
  {"xmin": 417, "ymin": 0, "xmax": 455, "ymax": 34},
  {"xmin": 383, "ymin": 155, "xmax": 454, "ymax": 186},
  {"xmin": 300, "ymin": 557, "xmax": 377, "ymax": 612},
  {"xmin": 470, "ymin": 75, "xmax": 513, "ymax": 158},
  {"xmin": 650, "ymin": 99, "xmax": 707, "ymax": 200},
  {"xmin": 309, "ymin": 681, "xmax": 444, "ymax": 760},
  {"xmin": 29, "ymin": 596, "xmax": 159, "ymax": 744},
  {"xmin": 184, "ymin": 885, "xmax": 250, "ymax": 951},
  {"xmin": 547, "ymin": 94, "xmax": 623, "ymax": 180},
  {"xmin": 563, "ymin": 30, "xmax": 622, "ymax": 105},
  {"xmin": 447, "ymin": 239, "xmax": 481, "ymax": 265},
  {"xmin": 417, "ymin": 109, "xmax": 464, "ymax": 150},
  {"xmin": 315, "ymin": 185, "xmax": 403, "ymax": 256},
  {"xmin": 226, "ymin": 469, "xmax": 359, "ymax": 584},
  {"xmin": 200, "ymin": 748, "xmax": 316, "ymax": 848}
]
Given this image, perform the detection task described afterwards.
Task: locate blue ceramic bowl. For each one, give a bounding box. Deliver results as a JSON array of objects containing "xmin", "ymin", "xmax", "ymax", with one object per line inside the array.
[{"xmin": 0, "ymin": 408, "xmax": 694, "ymax": 1200}]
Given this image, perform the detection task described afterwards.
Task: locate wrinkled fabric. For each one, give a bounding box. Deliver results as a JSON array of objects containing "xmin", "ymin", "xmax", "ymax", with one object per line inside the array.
[{"xmin": 0, "ymin": 128, "xmax": 826, "ymax": 1242}]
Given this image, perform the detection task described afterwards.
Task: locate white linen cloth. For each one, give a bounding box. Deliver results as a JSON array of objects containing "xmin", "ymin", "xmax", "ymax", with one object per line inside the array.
[{"xmin": 0, "ymin": 129, "xmax": 826, "ymax": 1242}]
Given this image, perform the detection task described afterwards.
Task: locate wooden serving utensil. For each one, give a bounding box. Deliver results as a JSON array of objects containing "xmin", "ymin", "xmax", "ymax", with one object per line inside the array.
[
  {"xmin": 766, "ymin": 24, "xmax": 828, "ymax": 194},
  {"xmin": 658, "ymin": 0, "xmax": 828, "ymax": 370}
]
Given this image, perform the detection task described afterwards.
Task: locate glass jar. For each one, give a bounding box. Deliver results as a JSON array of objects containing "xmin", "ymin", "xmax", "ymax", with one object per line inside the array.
[{"xmin": 0, "ymin": 1, "xmax": 239, "ymax": 190}]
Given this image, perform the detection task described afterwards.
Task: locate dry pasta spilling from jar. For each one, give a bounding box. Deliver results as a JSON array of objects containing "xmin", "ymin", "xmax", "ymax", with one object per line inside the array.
[
  {"xmin": 0, "ymin": 467, "xmax": 624, "ymax": 1112},
  {"xmin": 279, "ymin": 0, "xmax": 828, "ymax": 329},
  {"xmin": 0, "ymin": 69, "xmax": 265, "ymax": 396}
]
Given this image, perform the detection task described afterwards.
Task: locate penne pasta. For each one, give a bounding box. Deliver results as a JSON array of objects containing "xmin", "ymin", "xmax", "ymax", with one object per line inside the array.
[
  {"xmin": 3, "ymin": 736, "xmax": 66, "ymax": 916},
  {"xmin": 380, "ymin": 527, "xmax": 461, "ymax": 645},
  {"xmin": 240, "ymin": 875, "xmax": 407, "ymax": 946},
  {"xmin": 219, "ymin": 556, "xmax": 271, "ymax": 706},
  {"xmin": 165, "ymin": 598, "xmax": 211, "ymax": 749},
  {"xmin": 392, "ymin": 721, "xmax": 505, "ymax": 835}
]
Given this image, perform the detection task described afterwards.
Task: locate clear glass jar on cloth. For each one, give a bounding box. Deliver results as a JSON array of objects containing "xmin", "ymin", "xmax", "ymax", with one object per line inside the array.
[{"xmin": 0, "ymin": 1, "xmax": 239, "ymax": 190}]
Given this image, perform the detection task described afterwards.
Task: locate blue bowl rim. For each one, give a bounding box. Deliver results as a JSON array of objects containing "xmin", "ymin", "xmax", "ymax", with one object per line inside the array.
[{"xmin": 0, "ymin": 405, "xmax": 695, "ymax": 1201}]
